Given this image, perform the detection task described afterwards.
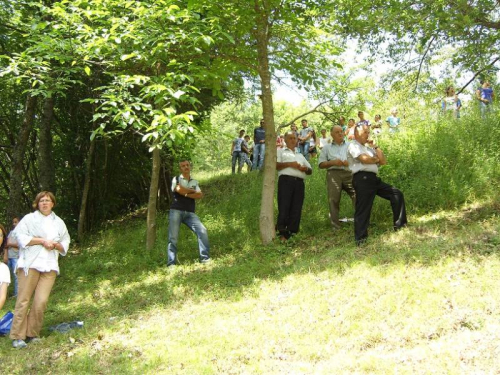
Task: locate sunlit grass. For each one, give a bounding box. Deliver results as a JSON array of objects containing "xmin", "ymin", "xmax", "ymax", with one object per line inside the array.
[{"xmin": 1, "ymin": 115, "xmax": 500, "ymax": 373}]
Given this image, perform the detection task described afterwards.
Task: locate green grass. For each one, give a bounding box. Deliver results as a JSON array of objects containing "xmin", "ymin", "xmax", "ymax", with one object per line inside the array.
[{"xmin": 1, "ymin": 115, "xmax": 500, "ymax": 374}]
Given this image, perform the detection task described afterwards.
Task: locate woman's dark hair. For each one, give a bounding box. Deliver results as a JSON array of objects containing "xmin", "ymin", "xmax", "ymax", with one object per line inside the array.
[{"xmin": 0, "ymin": 224, "xmax": 7, "ymax": 254}]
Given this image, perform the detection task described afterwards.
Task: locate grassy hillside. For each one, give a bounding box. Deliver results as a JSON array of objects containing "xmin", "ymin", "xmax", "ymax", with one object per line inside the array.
[{"xmin": 1, "ymin": 115, "xmax": 500, "ymax": 374}]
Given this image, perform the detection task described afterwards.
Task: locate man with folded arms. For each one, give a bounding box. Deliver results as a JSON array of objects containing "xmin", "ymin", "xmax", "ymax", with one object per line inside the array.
[
  {"xmin": 276, "ymin": 131, "xmax": 312, "ymax": 242},
  {"xmin": 319, "ymin": 125, "xmax": 355, "ymax": 230},
  {"xmin": 347, "ymin": 124, "xmax": 407, "ymax": 245}
]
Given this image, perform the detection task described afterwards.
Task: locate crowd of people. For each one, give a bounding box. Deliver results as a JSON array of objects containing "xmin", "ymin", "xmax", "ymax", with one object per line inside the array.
[
  {"xmin": 276, "ymin": 118, "xmax": 407, "ymax": 244},
  {"xmin": 230, "ymin": 110, "xmax": 403, "ymax": 174},
  {"xmin": 227, "ymin": 110, "xmax": 408, "ymax": 245}
]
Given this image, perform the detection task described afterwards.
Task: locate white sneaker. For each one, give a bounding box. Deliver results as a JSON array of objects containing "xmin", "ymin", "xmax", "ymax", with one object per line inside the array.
[{"xmin": 12, "ymin": 339, "xmax": 27, "ymax": 349}]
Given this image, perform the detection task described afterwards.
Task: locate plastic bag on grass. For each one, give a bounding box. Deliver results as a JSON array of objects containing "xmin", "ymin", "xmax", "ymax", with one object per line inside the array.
[
  {"xmin": 49, "ymin": 321, "xmax": 84, "ymax": 334},
  {"xmin": 0, "ymin": 311, "xmax": 14, "ymax": 335}
]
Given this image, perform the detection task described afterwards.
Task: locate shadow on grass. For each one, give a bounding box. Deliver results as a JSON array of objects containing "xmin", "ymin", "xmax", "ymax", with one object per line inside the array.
[
  {"xmin": 2, "ymin": 137, "xmax": 500, "ymax": 370},
  {"xmin": 40, "ymin": 192, "xmax": 500, "ymax": 335}
]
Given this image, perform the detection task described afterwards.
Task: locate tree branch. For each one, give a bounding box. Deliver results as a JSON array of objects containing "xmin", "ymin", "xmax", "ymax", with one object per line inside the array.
[
  {"xmin": 456, "ymin": 56, "xmax": 500, "ymax": 95},
  {"xmin": 414, "ymin": 35, "xmax": 437, "ymax": 92},
  {"xmin": 277, "ymin": 100, "xmax": 330, "ymax": 130}
]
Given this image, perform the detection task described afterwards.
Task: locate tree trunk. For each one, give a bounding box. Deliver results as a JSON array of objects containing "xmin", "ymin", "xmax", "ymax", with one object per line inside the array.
[
  {"xmin": 77, "ymin": 137, "xmax": 96, "ymax": 241},
  {"xmin": 38, "ymin": 96, "xmax": 56, "ymax": 192},
  {"xmin": 146, "ymin": 147, "xmax": 161, "ymax": 250},
  {"xmin": 255, "ymin": 3, "xmax": 277, "ymax": 245},
  {"xmin": 7, "ymin": 95, "xmax": 37, "ymax": 219}
]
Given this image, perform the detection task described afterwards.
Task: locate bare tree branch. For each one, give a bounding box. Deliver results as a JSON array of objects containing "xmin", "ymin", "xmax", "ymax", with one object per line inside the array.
[
  {"xmin": 456, "ymin": 56, "xmax": 500, "ymax": 95},
  {"xmin": 414, "ymin": 35, "xmax": 437, "ymax": 92},
  {"xmin": 277, "ymin": 100, "xmax": 330, "ymax": 130}
]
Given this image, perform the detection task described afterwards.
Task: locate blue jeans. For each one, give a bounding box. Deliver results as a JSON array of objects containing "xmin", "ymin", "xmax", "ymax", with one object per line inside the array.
[
  {"xmin": 299, "ymin": 141, "xmax": 310, "ymax": 161},
  {"xmin": 480, "ymin": 101, "xmax": 491, "ymax": 118},
  {"xmin": 231, "ymin": 151, "xmax": 244, "ymax": 174},
  {"xmin": 167, "ymin": 209, "xmax": 210, "ymax": 266},
  {"xmin": 252, "ymin": 143, "xmax": 265, "ymax": 170},
  {"xmin": 8, "ymin": 258, "xmax": 18, "ymax": 296}
]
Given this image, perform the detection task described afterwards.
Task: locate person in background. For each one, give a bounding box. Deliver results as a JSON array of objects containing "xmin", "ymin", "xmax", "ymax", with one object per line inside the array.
[
  {"xmin": 318, "ymin": 126, "xmax": 355, "ymax": 230},
  {"xmin": 386, "ymin": 109, "xmax": 401, "ymax": 133},
  {"xmin": 242, "ymin": 135, "xmax": 253, "ymax": 172},
  {"xmin": 346, "ymin": 118, "xmax": 356, "ymax": 140},
  {"xmin": 298, "ymin": 119, "xmax": 313, "ymax": 161},
  {"xmin": 318, "ymin": 128, "xmax": 331, "ymax": 150},
  {"xmin": 6, "ymin": 217, "xmax": 20, "ymax": 297},
  {"xmin": 167, "ymin": 160, "xmax": 210, "ymax": 267},
  {"xmin": 10, "ymin": 191, "xmax": 70, "ymax": 349},
  {"xmin": 276, "ymin": 131, "xmax": 312, "ymax": 242},
  {"xmin": 290, "ymin": 123, "xmax": 299, "ymax": 148},
  {"xmin": 356, "ymin": 111, "xmax": 370, "ymax": 127},
  {"xmin": 0, "ymin": 224, "xmax": 10, "ymax": 311},
  {"xmin": 347, "ymin": 125, "xmax": 407, "ymax": 245},
  {"xmin": 476, "ymin": 79, "xmax": 495, "ymax": 118},
  {"xmin": 252, "ymin": 119, "xmax": 266, "ymax": 170},
  {"xmin": 245, "ymin": 134, "xmax": 254, "ymax": 169},
  {"xmin": 308, "ymin": 129, "xmax": 318, "ymax": 159},
  {"xmin": 276, "ymin": 132, "xmax": 285, "ymax": 149},
  {"xmin": 231, "ymin": 129, "xmax": 246, "ymax": 174},
  {"xmin": 442, "ymin": 86, "xmax": 460, "ymax": 119},
  {"xmin": 456, "ymin": 98, "xmax": 462, "ymax": 118},
  {"xmin": 339, "ymin": 116, "xmax": 347, "ymax": 133},
  {"xmin": 372, "ymin": 114, "xmax": 383, "ymax": 135}
]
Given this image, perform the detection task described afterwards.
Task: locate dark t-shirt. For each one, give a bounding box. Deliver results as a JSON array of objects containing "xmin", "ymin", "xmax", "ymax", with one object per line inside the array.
[{"xmin": 254, "ymin": 127, "xmax": 265, "ymax": 143}]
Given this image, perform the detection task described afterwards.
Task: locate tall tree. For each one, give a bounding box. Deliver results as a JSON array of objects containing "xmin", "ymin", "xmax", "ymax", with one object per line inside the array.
[
  {"xmin": 7, "ymin": 95, "xmax": 37, "ymax": 219},
  {"xmin": 191, "ymin": 0, "xmax": 342, "ymax": 243},
  {"xmin": 38, "ymin": 96, "xmax": 56, "ymax": 192}
]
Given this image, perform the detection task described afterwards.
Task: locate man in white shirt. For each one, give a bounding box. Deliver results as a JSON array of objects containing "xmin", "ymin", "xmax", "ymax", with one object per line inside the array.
[
  {"xmin": 297, "ymin": 119, "xmax": 313, "ymax": 161},
  {"xmin": 318, "ymin": 129, "xmax": 331, "ymax": 150},
  {"xmin": 276, "ymin": 131, "xmax": 312, "ymax": 241},
  {"xmin": 231, "ymin": 129, "xmax": 246, "ymax": 174},
  {"xmin": 347, "ymin": 124, "xmax": 407, "ymax": 245},
  {"xmin": 318, "ymin": 125, "xmax": 355, "ymax": 230}
]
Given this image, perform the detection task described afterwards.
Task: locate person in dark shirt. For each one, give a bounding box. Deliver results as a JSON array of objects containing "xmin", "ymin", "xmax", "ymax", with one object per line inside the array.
[
  {"xmin": 252, "ymin": 119, "xmax": 266, "ymax": 170},
  {"xmin": 167, "ymin": 160, "xmax": 210, "ymax": 266}
]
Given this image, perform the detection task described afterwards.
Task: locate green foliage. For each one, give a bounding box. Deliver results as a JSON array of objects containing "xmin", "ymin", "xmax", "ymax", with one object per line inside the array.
[
  {"xmin": 379, "ymin": 113, "xmax": 500, "ymax": 213},
  {"xmin": 333, "ymin": 0, "xmax": 500, "ymax": 81}
]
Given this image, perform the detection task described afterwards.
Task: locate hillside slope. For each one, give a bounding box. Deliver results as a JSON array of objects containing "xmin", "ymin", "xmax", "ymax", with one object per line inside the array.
[{"xmin": 1, "ymin": 116, "xmax": 500, "ymax": 374}]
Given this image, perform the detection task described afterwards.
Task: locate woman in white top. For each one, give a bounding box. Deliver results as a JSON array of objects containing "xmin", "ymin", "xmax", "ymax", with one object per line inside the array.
[
  {"xmin": 10, "ymin": 191, "xmax": 70, "ymax": 349},
  {"xmin": 442, "ymin": 86, "xmax": 460, "ymax": 118},
  {"xmin": 0, "ymin": 224, "xmax": 10, "ymax": 311},
  {"xmin": 308, "ymin": 129, "xmax": 318, "ymax": 158}
]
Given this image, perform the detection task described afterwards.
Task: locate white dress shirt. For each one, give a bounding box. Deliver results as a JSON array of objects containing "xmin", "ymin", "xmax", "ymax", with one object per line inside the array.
[
  {"xmin": 277, "ymin": 147, "xmax": 312, "ymax": 179},
  {"xmin": 347, "ymin": 140, "xmax": 379, "ymax": 174}
]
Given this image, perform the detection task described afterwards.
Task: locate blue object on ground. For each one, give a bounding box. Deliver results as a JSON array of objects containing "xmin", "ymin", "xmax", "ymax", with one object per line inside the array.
[
  {"xmin": 0, "ymin": 311, "xmax": 14, "ymax": 335},
  {"xmin": 48, "ymin": 321, "xmax": 84, "ymax": 333}
]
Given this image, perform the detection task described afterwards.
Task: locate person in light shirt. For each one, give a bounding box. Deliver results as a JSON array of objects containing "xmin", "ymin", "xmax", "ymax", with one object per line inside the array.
[
  {"xmin": 347, "ymin": 125, "xmax": 407, "ymax": 245},
  {"xmin": 276, "ymin": 131, "xmax": 312, "ymax": 242},
  {"xmin": 318, "ymin": 128, "xmax": 331, "ymax": 150},
  {"xmin": 0, "ymin": 224, "xmax": 10, "ymax": 311},
  {"xmin": 10, "ymin": 191, "xmax": 70, "ymax": 349},
  {"xmin": 318, "ymin": 125, "xmax": 355, "ymax": 230}
]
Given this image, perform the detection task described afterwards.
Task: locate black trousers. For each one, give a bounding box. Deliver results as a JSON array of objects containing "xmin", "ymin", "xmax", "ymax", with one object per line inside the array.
[
  {"xmin": 352, "ymin": 171, "xmax": 407, "ymax": 243},
  {"xmin": 277, "ymin": 175, "xmax": 305, "ymax": 239}
]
